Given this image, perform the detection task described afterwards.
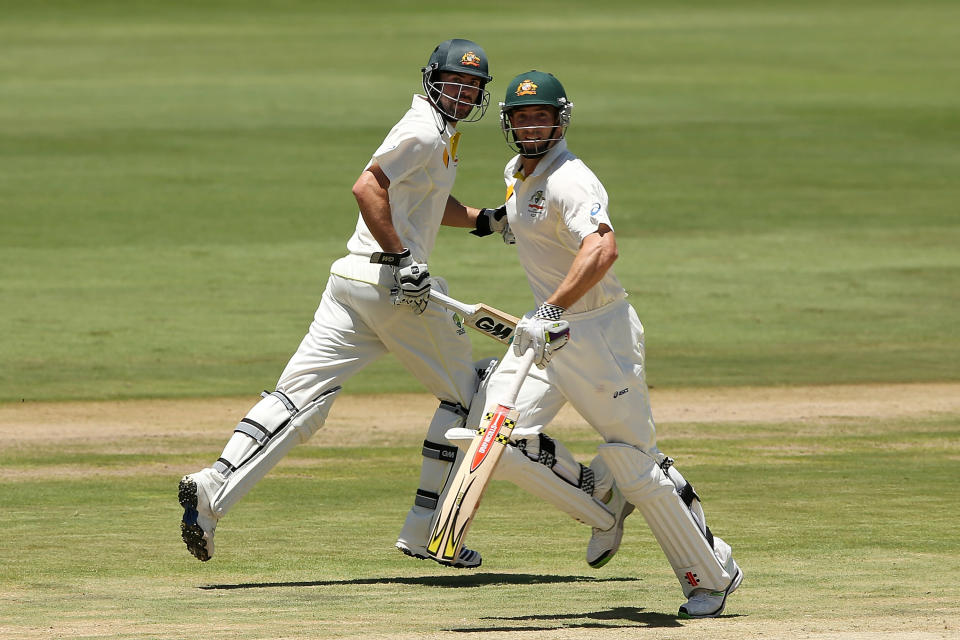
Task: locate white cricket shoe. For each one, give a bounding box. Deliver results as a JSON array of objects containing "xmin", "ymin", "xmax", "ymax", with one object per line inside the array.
[
  {"xmin": 396, "ymin": 505, "xmax": 482, "ymax": 568},
  {"xmin": 586, "ymin": 486, "xmax": 635, "ymax": 568},
  {"xmin": 678, "ymin": 540, "xmax": 743, "ymax": 619},
  {"xmin": 396, "ymin": 540, "xmax": 482, "ymax": 569},
  {"xmin": 178, "ymin": 468, "xmax": 224, "ymax": 562}
]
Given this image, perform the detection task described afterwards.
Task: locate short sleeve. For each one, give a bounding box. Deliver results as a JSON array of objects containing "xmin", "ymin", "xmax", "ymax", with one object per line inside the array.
[
  {"xmin": 372, "ymin": 130, "xmax": 436, "ymax": 184},
  {"xmin": 555, "ymin": 175, "xmax": 613, "ymax": 241}
]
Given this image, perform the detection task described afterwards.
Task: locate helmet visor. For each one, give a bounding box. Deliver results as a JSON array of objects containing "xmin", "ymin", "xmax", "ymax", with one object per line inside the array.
[
  {"xmin": 424, "ymin": 76, "xmax": 491, "ymax": 123},
  {"xmin": 500, "ymin": 102, "xmax": 571, "ymax": 158}
]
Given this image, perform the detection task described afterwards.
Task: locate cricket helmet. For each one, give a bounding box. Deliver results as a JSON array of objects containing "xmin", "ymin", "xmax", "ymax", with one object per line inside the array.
[
  {"xmin": 499, "ymin": 70, "xmax": 573, "ymax": 157},
  {"xmin": 422, "ymin": 38, "xmax": 492, "ymax": 123}
]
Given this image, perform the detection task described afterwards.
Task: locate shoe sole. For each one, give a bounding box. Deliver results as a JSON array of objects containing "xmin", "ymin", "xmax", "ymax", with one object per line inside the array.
[
  {"xmin": 588, "ymin": 502, "xmax": 635, "ymax": 569},
  {"xmin": 396, "ymin": 544, "xmax": 480, "ymax": 569},
  {"xmin": 179, "ymin": 477, "xmax": 211, "ymax": 562},
  {"xmin": 677, "ymin": 567, "xmax": 743, "ymax": 619}
]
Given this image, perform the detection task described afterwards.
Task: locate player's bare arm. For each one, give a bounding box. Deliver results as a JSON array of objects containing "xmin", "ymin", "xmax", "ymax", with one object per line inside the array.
[
  {"xmin": 512, "ymin": 226, "xmax": 612, "ymax": 368},
  {"xmin": 441, "ymin": 195, "xmax": 478, "ymax": 228},
  {"xmin": 547, "ymin": 224, "xmax": 618, "ymax": 309},
  {"xmin": 352, "ymin": 162, "xmax": 404, "ymax": 253},
  {"xmin": 443, "ymin": 195, "xmax": 513, "ymax": 243}
]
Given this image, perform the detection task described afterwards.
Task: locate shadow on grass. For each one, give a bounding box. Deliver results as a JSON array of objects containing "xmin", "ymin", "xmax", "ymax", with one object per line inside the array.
[
  {"xmin": 451, "ymin": 606, "xmax": 710, "ymax": 632},
  {"xmin": 200, "ymin": 573, "xmax": 640, "ymax": 590}
]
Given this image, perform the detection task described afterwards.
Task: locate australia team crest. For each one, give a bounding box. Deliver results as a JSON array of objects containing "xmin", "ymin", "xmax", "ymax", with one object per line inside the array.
[
  {"xmin": 460, "ymin": 52, "xmax": 481, "ymax": 68},
  {"xmin": 515, "ymin": 79, "xmax": 538, "ymax": 96}
]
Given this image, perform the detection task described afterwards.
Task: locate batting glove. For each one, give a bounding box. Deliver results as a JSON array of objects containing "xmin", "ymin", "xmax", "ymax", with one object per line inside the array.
[
  {"xmin": 513, "ymin": 303, "xmax": 570, "ymax": 369},
  {"xmin": 471, "ymin": 205, "xmax": 516, "ymax": 245},
  {"xmin": 370, "ymin": 248, "xmax": 430, "ymax": 314}
]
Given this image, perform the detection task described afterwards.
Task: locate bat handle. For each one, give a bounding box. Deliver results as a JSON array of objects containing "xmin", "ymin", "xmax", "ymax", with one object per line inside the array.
[
  {"xmin": 428, "ymin": 289, "xmax": 473, "ymax": 316},
  {"xmin": 502, "ymin": 348, "xmax": 536, "ymax": 406}
]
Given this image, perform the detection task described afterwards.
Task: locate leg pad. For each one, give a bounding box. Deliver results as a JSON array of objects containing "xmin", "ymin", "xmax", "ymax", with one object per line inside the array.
[{"xmin": 598, "ymin": 443, "xmax": 733, "ymax": 595}]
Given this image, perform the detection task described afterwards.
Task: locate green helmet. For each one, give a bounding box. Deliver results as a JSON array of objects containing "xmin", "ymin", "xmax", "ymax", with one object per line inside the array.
[
  {"xmin": 499, "ymin": 70, "xmax": 573, "ymax": 157},
  {"xmin": 422, "ymin": 39, "xmax": 493, "ymax": 123}
]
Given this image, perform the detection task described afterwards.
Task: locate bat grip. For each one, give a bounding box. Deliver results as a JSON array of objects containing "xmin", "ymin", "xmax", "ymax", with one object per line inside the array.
[
  {"xmin": 428, "ymin": 288, "xmax": 474, "ymax": 317},
  {"xmin": 502, "ymin": 348, "xmax": 536, "ymax": 406}
]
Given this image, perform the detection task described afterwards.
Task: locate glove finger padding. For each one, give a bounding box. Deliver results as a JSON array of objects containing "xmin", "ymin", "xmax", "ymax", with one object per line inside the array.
[
  {"xmin": 539, "ymin": 320, "xmax": 571, "ymax": 368},
  {"xmin": 370, "ymin": 248, "xmax": 430, "ymax": 314},
  {"xmin": 395, "ymin": 261, "xmax": 430, "ymax": 314},
  {"xmin": 514, "ymin": 314, "xmax": 571, "ymax": 369}
]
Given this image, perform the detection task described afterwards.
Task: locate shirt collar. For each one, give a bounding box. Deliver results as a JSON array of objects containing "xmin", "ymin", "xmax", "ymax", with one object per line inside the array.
[
  {"xmin": 414, "ymin": 94, "xmax": 456, "ymax": 136},
  {"xmin": 512, "ymin": 138, "xmax": 569, "ymax": 180}
]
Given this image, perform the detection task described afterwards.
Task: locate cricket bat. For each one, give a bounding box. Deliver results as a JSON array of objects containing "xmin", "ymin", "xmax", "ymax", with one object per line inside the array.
[
  {"xmin": 426, "ymin": 347, "xmax": 536, "ymax": 565},
  {"xmin": 428, "ymin": 289, "xmax": 519, "ymax": 345}
]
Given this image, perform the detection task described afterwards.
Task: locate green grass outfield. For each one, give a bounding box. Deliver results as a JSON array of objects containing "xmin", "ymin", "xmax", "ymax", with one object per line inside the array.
[
  {"xmin": 2, "ymin": 2, "xmax": 959, "ymax": 639},
  {"xmin": 2, "ymin": 0, "xmax": 958, "ymax": 401},
  {"xmin": 2, "ymin": 407, "xmax": 958, "ymax": 638}
]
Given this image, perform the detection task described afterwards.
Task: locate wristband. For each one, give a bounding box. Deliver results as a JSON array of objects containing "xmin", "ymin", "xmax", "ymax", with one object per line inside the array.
[
  {"xmin": 470, "ymin": 208, "xmax": 497, "ymax": 237},
  {"xmin": 369, "ymin": 248, "xmax": 411, "ymax": 266},
  {"xmin": 534, "ymin": 303, "xmax": 565, "ymax": 321}
]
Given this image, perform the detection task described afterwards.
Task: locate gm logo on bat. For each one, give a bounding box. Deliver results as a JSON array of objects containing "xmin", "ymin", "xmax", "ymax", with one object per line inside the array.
[{"xmin": 476, "ymin": 316, "xmax": 513, "ymax": 341}]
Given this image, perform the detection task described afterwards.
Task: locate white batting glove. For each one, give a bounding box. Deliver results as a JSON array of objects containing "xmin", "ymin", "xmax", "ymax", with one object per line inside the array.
[
  {"xmin": 396, "ymin": 260, "xmax": 430, "ymax": 313},
  {"xmin": 471, "ymin": 205, "xmax": 516, "ymax": 245},
  {"xmin": 370, "ymin": 248, "xmax": 431, "ymax": 314},
  {"xmin": 513, "ymin": 303, "xmax": 570, "ymax": 369}
]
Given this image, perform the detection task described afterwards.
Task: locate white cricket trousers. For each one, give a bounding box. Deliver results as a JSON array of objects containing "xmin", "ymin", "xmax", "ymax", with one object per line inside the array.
[
  {"xmin": 276, "ymin": 261, "xmax": 476, "ymax": 411},
  {"xmin": 481, "ymin": 297, "xmax": 658, "ymax": 452}
]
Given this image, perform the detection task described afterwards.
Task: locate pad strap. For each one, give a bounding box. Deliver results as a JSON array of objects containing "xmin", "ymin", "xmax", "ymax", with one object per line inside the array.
[
  {"xmin": 535, "ymin": 433, "xmax": 556, "ymax": 467},
  {"xmin": 579, "ymin": 464, "xmax": 596, "ymax": 497},
  {"xmin": 415, "ymin": 489, "xmax": 440, "ymax": 510},
  {"xmin": 439, "ymin": 400, "xmax": 469, "ymax": 418},
  {"xmin": 422, "ymin": 440, "xmax": 459, "ymax": 462},
  {"xmin": 517, "ymin": 434, "xmax": 558, "ymax": 469},
  {"xmin": 266, "ymin": 389, "xmax": 298, "ymax": 414},
  {"xmin": 679, "ymin": 482, "xmax": 700, "ymax": 507},
  {"xmin": 235, "ymin": 418, "xmax": 271, "ymax": 445}
]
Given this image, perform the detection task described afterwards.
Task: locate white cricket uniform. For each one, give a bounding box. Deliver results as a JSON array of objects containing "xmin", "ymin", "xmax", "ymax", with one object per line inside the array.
[
  {"xmin": 190, "ymin": 93, "xmax": 484, "ymax": 567},
  {"xmin": 478, "ymin": 139, "xmax": 656, "ymax": 452},
  {"xmin": 278, "ymin": 94, "xmax": 474, "ymax": 413},
  {"xmin": 469, "ymin": 138, "xmax": 739, "ymax": 599}
]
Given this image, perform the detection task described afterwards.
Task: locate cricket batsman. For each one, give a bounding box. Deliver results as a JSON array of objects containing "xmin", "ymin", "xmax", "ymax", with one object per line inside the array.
[
  {"xmin": 177, "ymin": 38, "xmax": 509, "ymax": 568},
  {"xmin": 450, "ymin": 70, "xmax": 743, "ymax": 617}
]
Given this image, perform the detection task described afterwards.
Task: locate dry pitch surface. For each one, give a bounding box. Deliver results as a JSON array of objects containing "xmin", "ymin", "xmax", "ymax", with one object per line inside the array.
[
  {"xmin": 4, "ymin": 382, "xmax": 960, "ymax": 448},
  {"xmin": 2, "ymin": 384, "xmax": 958, "ymax": 639}
]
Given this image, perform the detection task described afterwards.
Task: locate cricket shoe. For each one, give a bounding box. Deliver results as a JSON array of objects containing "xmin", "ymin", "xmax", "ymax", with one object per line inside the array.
[
  {"xmin": 396, "ymin": 541, "xmax": 482, "ymax": 569},
  {"xmin": 178, "ymin": 468, "xmax": 224, "ymax": 562},
  {"xmin": 678, "ymin": 538, "xmax": 743, "ymax": 619},
  {"xmin": 586, "ymin": 485, "xmax": 635, "ymax": 568}
]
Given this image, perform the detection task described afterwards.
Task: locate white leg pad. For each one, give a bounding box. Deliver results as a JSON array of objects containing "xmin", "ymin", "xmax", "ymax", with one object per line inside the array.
[
  {"xmin": 659, "ymin": 456, "xmax": 710, "ymax": 539},
  {"xmin": 445, "ymin": 428, "xmax": 615, "ymax": 530},
  {"xmin": 396, "ymin": 402, "xmax": 468, "ymax": 550},
  {"xmin": 587, "ymin": 453, "xmax": 616, "ymax": 504},
  {"xmin": 598, "ymin": 442, "xmax": 733, "ymax": 596},
  {"xmin": 210, "ymin": 386, "xmax": 341, "ymax": 516}
]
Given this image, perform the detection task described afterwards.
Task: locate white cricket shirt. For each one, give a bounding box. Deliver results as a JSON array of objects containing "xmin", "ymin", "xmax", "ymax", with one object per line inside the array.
[
  {"xmin": 345, "ymin": 95, "xmax": 461, "ymax": 264},
  {"xmin": 503, "ymin": 139, "xmax": 627, "ymax": 314}
]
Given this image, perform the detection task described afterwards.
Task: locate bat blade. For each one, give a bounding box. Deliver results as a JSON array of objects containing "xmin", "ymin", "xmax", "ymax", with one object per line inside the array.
[
  {"xmin": 426, "ymin": 349, "xmax": 535, "ymax": 565},
  {"xmin": 428, "ymin": 289, "xmax": 519, "ymax": 345},
  {"xmin": 426, "ymin": 402, "xmax": 518, "ymax": 563}
]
